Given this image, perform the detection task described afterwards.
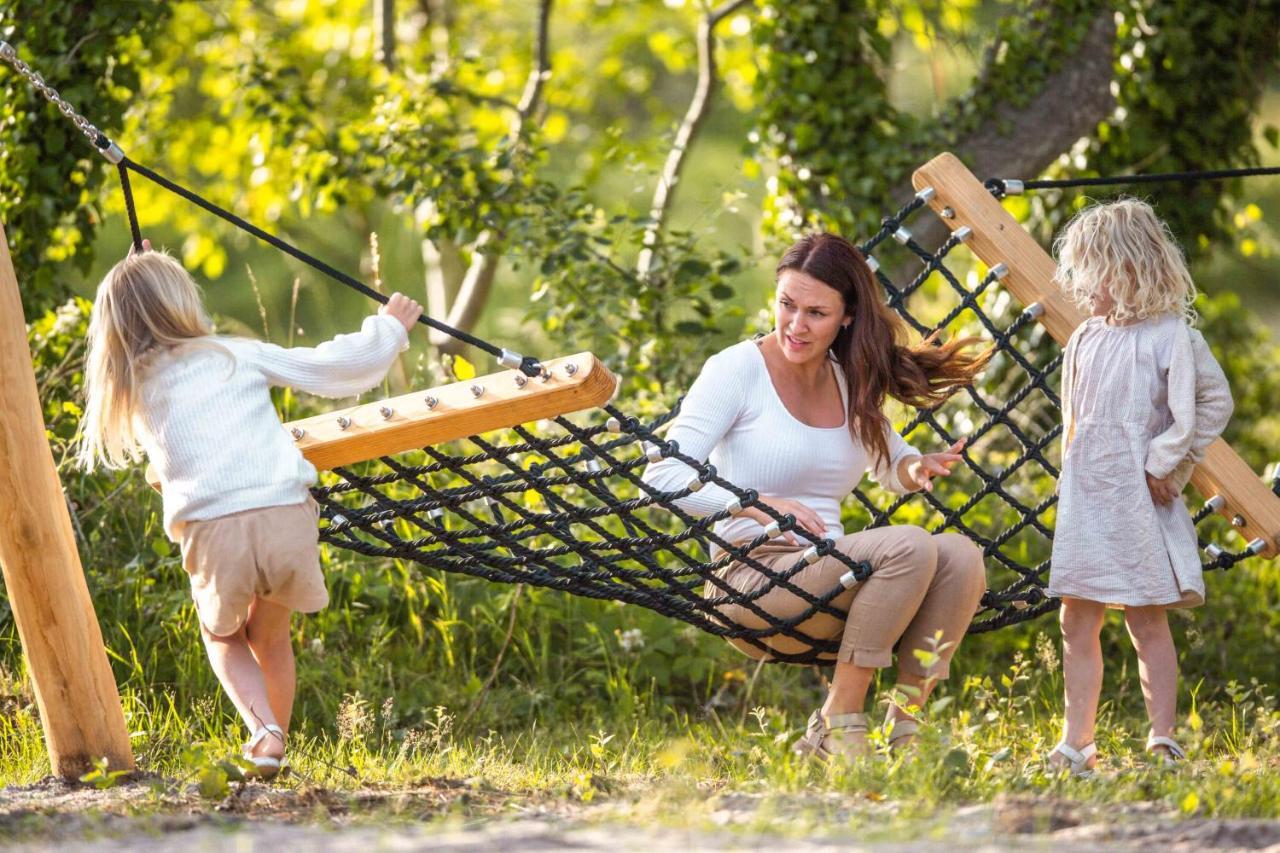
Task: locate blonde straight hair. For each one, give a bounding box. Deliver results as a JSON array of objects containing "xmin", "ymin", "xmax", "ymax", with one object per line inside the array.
[
  {"xmin": 78, "ymin": 251, "xmax": 216, "ymax": 471},
  {"xmin": 1053, "ymin": 198, "xmax": 1197, "ymax": 324}
]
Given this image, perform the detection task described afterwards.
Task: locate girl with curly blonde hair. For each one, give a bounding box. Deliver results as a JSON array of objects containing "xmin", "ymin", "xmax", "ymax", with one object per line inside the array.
[{"xmin": 1048, "ymin": 199, "xmax": 1233, "ymax": 775}]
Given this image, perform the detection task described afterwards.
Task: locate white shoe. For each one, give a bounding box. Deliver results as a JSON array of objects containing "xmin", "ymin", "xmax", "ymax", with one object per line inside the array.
[
  {"xmin": 1048, "ymin": 739, "xmax": 1096, "ymax": 777},
  {"xmin": 243, "ymin": 724, "xmax": 286, "ymax": 780},
  {"xmin": 1145, "ymin": 733, "xmax": 1187, "ymax": 764}
]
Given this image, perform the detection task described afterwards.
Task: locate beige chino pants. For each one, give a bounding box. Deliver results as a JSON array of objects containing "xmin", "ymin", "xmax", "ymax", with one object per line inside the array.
[{"xmin": 712, "ymin": 525, "xmax": 986, "ymax": 678}]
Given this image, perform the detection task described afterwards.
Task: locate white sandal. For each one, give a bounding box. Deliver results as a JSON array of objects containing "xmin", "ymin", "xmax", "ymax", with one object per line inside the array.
[
  {"xmin": 1048, "ymin": 739, "xmax": 1096, "ymax": 777},
  {"xmin": 243, "ymin": 724, "xmax": 286, "ymax": 779},
  {"xmin": 794, "ymin": 710, "xmax": 869, "ymax": 762},
  {"xmin": 1146, "ymin": 734, "xmax": 1187, "ymax": 763}
]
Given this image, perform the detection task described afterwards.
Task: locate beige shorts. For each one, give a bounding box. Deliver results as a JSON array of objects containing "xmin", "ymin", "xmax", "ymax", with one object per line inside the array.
[{"xmin": 179, "ymin": 498, "xmax": 329, "ymax": 636}]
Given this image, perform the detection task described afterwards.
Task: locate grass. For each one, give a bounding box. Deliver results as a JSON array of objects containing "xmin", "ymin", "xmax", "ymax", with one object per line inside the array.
[{"xmin": 2, "ymin": 597, "xmax": 1279, "ymax": 841}]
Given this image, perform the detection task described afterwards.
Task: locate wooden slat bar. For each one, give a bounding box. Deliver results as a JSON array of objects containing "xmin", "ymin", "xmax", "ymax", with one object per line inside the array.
[
  {"xmin": 148, "ymin": 352, "xmax": 617, "ymax": 484},
  {"xmin": 290, "ymin": 352, "xmax": 616, "ymax": 470},
  {"xmin": 0, "ymin": 222, "xmax": 134, "ymax": 776},
  {"xmin": 912, "ymin": 152, "xmax": 1280, "ymax": 558}
]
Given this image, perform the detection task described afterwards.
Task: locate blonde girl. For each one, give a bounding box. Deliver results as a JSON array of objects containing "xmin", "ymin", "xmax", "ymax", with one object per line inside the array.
[
  {"xmin": 1048, "ymin": 199, "xmax": 1232, "ymax": 775},
  {"xmin": 79, "ymin": 243, "xmax": 421, "ymax": 777}
]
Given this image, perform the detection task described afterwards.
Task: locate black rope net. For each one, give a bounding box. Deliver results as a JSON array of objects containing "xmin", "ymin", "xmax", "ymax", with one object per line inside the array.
[{"xmin": 314, "ymin": 193, "xmax": 1267, "ymax": 664}]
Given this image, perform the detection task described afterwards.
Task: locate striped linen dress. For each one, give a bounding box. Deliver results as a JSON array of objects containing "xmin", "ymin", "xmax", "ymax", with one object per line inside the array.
[{"xmin": 1048, "ymin": 313, "xmax": 1232, "ymax": 608}]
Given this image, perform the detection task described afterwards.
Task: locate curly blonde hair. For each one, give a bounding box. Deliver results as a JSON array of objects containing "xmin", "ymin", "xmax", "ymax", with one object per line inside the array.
[{"xmin": 1053, "ymin": 198, "xmax": 1197, "ymax": 324}]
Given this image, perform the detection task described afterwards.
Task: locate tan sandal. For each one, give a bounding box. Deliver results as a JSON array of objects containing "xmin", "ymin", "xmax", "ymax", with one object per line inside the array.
[
  {"xmin": 885, "ymin": 716, "xmax": 920, "ymax": 751},
  {"xmin": 793, "ymin": 710, "xmax": 869, "ymax": 761}
]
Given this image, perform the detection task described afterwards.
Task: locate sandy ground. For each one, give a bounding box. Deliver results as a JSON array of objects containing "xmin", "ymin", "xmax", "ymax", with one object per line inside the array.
[{"xmin": 1, "ymin": 775, "xmax": 1279, "ymax": 851}]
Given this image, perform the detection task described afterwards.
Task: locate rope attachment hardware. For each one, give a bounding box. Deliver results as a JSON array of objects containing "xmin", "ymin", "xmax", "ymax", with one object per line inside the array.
[{"xmin": 0, "ymin": 40, "xmax": 125, "ymax": 164}]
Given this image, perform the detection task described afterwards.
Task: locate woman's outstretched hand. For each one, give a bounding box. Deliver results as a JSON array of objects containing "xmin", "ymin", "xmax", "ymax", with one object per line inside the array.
[
  {"xmin": 380, "ymin": 292, "xmax": 424, "ymax": 332},
  {"xmin": 903, "ymin": 438, "xmax": 967, "ymax": 493},
  {"xmin": 744, "ymin": 496, "xmax": 827, "ymax": 545}
]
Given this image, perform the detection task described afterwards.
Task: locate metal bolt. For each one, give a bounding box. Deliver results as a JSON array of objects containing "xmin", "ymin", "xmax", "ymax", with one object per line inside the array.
[
  {"xmin": 565, "ymin": 362, "xmax": 579, "ymax": 376},
  {"xmin": 941, "ymin": 206, "xmax": 955, "ymax": 219},
  {"xmin": 379, "ymin": 406, "xmax": 394, "ymax": 420},
  {"xmin": 290, "ymin": 427, "xmax": 305, "ymax": 441},
  {"xmin": 471, "ymin": 384, "xmax": 485, "ymax": 398},
  {"xmin": 1232, "ymin": 514, "xmax": 1246, "ymax": 528},
  {"xmin": 514, "ymin": 374, "xmax": 528, "ymax": 388},
  {"xmin": 539, "ymin": 368, "xmax": 553, "ymax": 383},
  {"xmin": 336, "ymin": 416, "xmax": 351, "ymax": 430},
  {"xmin": 425, "ymin": 396, "xmax": 438, "ymax": 409}
]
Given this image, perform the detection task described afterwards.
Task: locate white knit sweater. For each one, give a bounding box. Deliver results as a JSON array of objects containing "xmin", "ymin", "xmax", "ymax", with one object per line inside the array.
[
  {"xmin": 136, "ymin": 314, "xmax": 409, "ymax": 539},
  {"xmin": 641, "ymin": 339, "xmax": 921, "ymax": 545}
]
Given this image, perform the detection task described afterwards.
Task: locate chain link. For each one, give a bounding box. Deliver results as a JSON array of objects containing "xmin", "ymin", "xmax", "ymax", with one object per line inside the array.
[{"xmin": 0, "ymin": 40, "xmax": 124, "ymax": 162}]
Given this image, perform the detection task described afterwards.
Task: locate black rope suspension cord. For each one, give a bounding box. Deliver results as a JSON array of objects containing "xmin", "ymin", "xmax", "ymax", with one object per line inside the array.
[
  {"xmin": 985, "ymin": 165, "xmax": 1280, "ymax": 199},
  {"xmin": 3, "ymin": 40, "xmax": 1267, "ymax": 661}
]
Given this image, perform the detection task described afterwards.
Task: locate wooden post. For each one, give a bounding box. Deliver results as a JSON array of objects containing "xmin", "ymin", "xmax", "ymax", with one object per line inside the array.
[
  {"xmin": 912, "ymin": 152, "xmax": 1280, "ymax": 558},
  {"xmin": 0, "ymin": 223, "xmax": 134, "ymax": 776}
]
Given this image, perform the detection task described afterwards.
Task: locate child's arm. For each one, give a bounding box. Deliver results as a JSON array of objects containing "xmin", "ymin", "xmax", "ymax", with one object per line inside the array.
[
  {"xmin": 1164, "ymin": 329, "xmax": 1234, "ymax": 493},
  {"xmin": 1053, "ymin": 328, "xmax": 1080, "ymax": 496},
  {"xmin": 1146, "ymin": 325, "xmax": 1233, "ymax": 495},
  {"xmin": 250, "ymin": 294, "xmax": 422, "ymax": 398}
]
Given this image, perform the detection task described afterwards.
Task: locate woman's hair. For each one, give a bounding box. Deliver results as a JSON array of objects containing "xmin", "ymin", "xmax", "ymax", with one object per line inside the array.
[
  {"xmin": 776, "ymin": 233, "xmax": 993, "ymax": 468},
  {"xmin": 78, "ymin": 250, "xmax": 215, "ymax": 471},
  {"xmin": 1053, "ymin": 197, "xmax": 1197, "ymax": 324}
]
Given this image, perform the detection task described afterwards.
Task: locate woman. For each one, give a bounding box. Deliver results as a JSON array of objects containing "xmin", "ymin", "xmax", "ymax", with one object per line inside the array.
[{"xmin": 642, "ymin": 233, "xmax": 991, "ymax": 760}]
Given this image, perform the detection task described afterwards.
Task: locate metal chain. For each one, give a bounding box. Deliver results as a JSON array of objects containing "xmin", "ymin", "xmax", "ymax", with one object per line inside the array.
[{"xmin": 0, "ymin": 40, "xmax": 123, "ymax": 162}]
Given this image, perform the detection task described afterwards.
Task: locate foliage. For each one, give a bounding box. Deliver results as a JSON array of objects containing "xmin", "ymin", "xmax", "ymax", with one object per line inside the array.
[
  {"xmin": 0, "ymin": 0, "xmax": 171, "ymax": 315},
  {"xmin": 1047, "ymin": 0, "xmax": 1280, "ymax": 251},
  {"xmin": 751, "ymin": 0, "xmax": 1110, "ymax": 241}
]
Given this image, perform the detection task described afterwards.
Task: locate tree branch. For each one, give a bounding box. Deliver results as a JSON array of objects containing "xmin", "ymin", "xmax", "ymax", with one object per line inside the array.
[
  {"xmin": 375, "ymin": 0, "xmax": 396, "ymax": 71},
  {"xmin": 428, "ymin": 0, "xmax": 553, "ymax": 357},
  {"xmin": 894, "ymin": 9, "xmax": 1117, "ymax": 255},
  {"xmin": 636, "ymin": 0, "xmax": 750, "ymax": 280}
]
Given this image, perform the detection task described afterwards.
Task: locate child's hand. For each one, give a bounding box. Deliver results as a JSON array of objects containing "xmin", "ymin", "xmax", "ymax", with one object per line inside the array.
[
  {"xmin": 1145, "ymin": 472, "xmax": 1179, "ymax": 505},
  {"xmin": 380, "ymin": 292, "xmax": 423, "ymax": 332},
  {"xmin": 904, "ymin": 438, "xmax": 966, "ymax": 493}
]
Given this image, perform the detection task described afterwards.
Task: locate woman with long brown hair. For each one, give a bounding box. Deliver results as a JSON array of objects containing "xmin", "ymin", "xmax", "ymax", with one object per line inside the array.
[{"xmin": 643, "ymin": 233, "xmax": 992, "ymax": 761}]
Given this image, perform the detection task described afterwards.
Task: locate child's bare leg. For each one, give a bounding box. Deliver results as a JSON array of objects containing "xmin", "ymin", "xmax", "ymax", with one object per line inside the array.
[
  {"xmin": 1053, "ymin": 598, "xmax": 1106, "ymax": 769},
  {"xmin": 1124, "ymin": 605, "xmax": 1177, "ymax": 751},
  {"xmin": 245, "ymin": 598, "xmax": 296, "ymax": 738},
  {"xmin": 200, "ymin": 622, "xmax": 283, "ymax": 759}
]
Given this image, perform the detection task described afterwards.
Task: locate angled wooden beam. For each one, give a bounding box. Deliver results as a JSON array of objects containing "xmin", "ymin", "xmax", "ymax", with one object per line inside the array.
[
  {"xmin": 912, "ymin": 152, "xmax": 1280, "ymax": 558},
  {"xmin": 0, "ymin": 222, "xmax": 134, "ymax": 776}
]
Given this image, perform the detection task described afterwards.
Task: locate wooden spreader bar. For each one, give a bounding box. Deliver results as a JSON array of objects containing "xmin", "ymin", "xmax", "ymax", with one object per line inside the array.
[
  {"xmin": 286, "ymin": 352, "xmax": 613, "ymax": 471},
  {"xmin": 912, "ymin": 152, "xmax": 1280, "ymax": 558}
]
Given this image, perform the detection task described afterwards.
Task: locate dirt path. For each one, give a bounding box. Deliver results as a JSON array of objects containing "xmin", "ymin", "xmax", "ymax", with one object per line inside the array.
[{"xmin": 2, "ymin": 777, "xmax": 1279, "ymax": 851}]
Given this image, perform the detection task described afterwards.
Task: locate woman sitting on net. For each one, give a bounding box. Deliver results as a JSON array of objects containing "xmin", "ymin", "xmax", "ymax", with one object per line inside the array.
[{"xmin": 643, "ymin": 233, "xmax": 991, "ymax": 760}]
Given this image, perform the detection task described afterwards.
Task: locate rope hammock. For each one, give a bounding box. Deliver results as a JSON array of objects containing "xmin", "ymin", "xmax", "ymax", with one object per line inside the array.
[{"xmin": 4, "ymin": 40, "xmax": 1277, "ymax": 665}]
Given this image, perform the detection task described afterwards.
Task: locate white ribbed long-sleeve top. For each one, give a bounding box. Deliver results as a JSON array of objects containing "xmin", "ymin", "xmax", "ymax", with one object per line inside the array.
[
  {"xmin": 641, "ymin": 339, "xmax": 921, "ymax": 545},
  {"xmin": 136, "ymin": 314, "xmax": 409, "ymax": 539}
]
